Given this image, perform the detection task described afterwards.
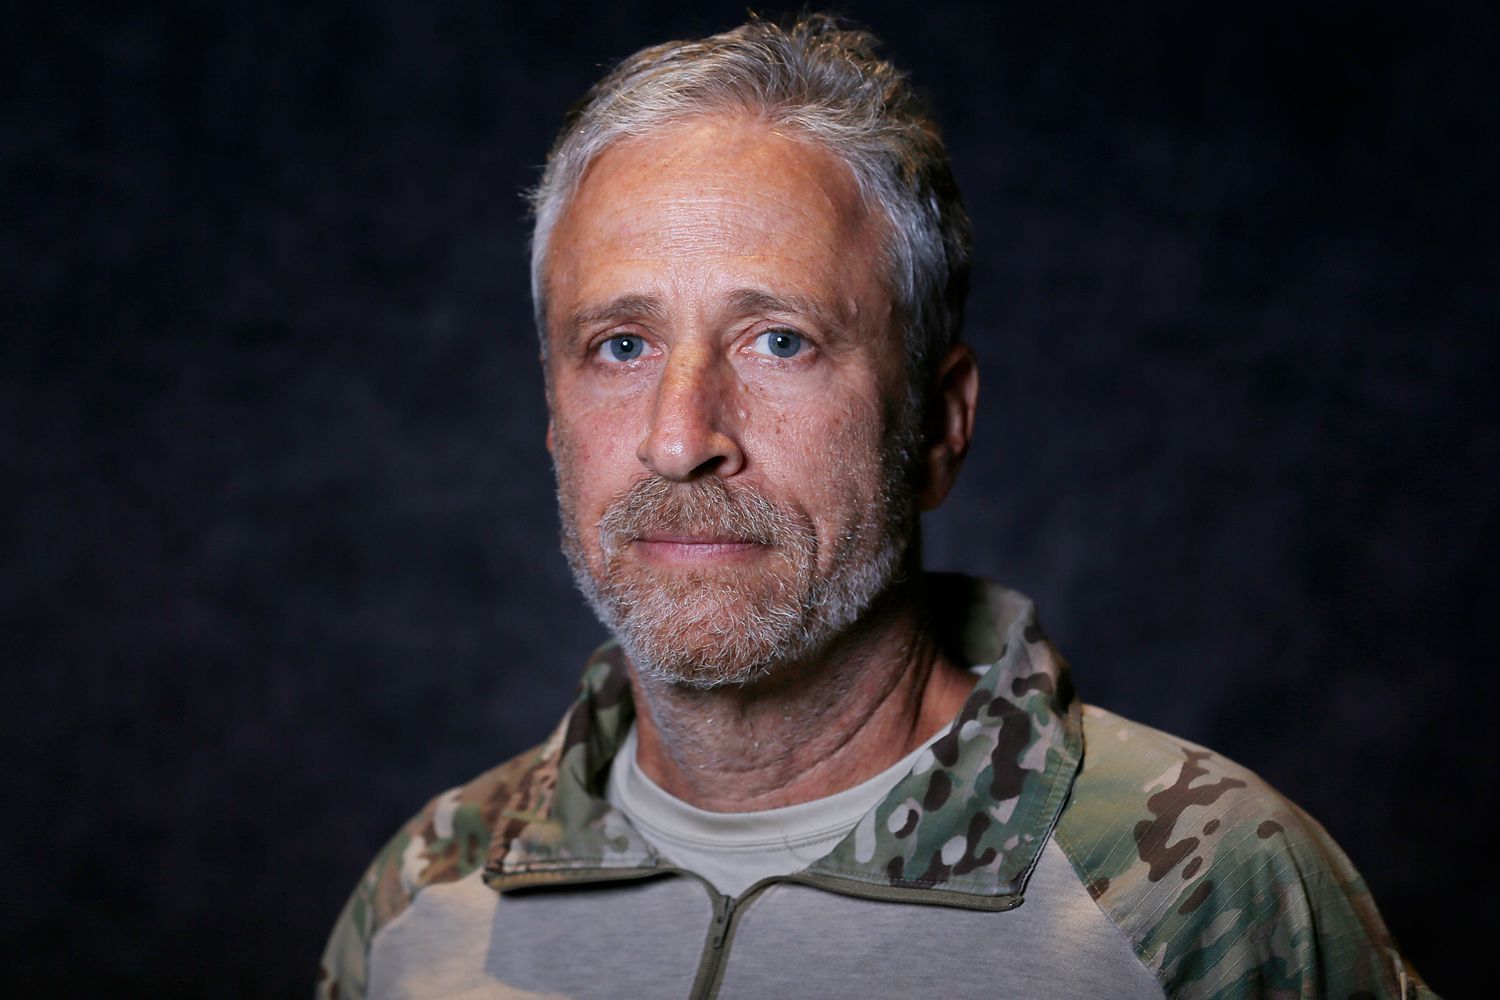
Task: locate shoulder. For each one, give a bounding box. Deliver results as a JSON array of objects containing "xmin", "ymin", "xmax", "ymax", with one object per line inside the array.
[
  {"xmin": 1057, "ymin": 705, "xmax": 1296, "ymax": 869},
  {"xmin": 315, "ymin": 736, "xmax": 558, "ymax": 1000},
  {"xmin": 1052, "ymin": 705, "xmax": 1429, "ymax": 1000}
]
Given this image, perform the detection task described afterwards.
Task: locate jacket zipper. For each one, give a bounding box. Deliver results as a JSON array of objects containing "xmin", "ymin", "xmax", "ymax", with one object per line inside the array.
[
  {"xmin": 497, "ymin": 865, "xmax": 749, "ymax": 1000},
  {"xmin": 687, "ymin": 884, "xmax": 735, "ymax": 1000},
  {"xmin": 708, "ymin": 892, "xmax": 733, "ymax": 948},
  {"xmin": 688, "ymin": 876, "xmax": 791, "ymax": 1000}
]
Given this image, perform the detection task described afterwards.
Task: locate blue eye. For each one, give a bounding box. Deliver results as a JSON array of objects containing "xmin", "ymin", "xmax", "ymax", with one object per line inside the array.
[
  {"xmin": 601, "ymin": 335, "xmax": 645, "ymax": 362},
  {"xmin": 754, "ymin": 330, "xmax": 804, "ymax": 358}
]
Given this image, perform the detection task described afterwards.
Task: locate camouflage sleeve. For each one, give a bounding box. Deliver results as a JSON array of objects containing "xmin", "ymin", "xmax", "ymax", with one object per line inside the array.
[
  {"xmin": 1054, "ymin": 706, "xmax": 1439, "ymax": 1000},
  {"xmin": 314, "ymin": 737, "xmax": 561, "ymax": 1000},
  {"xmin": 315, "ymin": 821, "xmax": 411, "ymax": 1000},
  {"xmin": 314, "ymin": 793, "xmax": 441, "ymax": 1000}
]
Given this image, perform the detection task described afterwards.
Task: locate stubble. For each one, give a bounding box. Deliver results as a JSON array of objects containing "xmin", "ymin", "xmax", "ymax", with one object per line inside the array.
[{"xmin": 553, "ymin": 420, "xmax": 920, "ymax": 690}]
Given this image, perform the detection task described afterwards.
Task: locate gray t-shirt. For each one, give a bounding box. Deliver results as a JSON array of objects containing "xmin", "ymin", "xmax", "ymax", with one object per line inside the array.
[{"xmin": 604, "ymin": 724, "xmax": 944, "ymax": 897}]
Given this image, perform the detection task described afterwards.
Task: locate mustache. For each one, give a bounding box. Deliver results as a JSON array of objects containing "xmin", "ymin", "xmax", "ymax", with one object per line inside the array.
[{"xmin": 596, "ymin": 476, "xmax": 807, "ymax": 552}]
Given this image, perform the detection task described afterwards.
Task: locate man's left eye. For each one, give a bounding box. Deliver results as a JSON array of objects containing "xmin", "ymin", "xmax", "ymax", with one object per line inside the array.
[{"xmin": 751, "ymin": 330, "xmax": 804, "ymax": 359}]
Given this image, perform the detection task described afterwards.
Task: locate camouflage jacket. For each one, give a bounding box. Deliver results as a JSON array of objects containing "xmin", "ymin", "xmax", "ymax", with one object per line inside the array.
[{"xmin": 318, "ymin": 576, "xmax": 1436, "ymax": 1000}]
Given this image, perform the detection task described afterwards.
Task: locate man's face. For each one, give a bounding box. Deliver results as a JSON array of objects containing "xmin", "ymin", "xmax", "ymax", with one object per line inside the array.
[{"xmin": 543, "ymin": 116, "xmax": 920, "ymax": 688}]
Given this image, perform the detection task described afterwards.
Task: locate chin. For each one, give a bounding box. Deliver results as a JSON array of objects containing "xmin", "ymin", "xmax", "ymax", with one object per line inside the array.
[
  {"xmin": 609, "ymin": 575, "xmax": 812, "ymax": 690},
  {"xmin": 635, "ymin": 653, "xmax": 775, "ymax": 692}
]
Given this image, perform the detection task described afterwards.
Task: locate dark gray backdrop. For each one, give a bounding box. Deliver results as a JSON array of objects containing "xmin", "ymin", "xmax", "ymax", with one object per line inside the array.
[{"xmin": 5, "ymin": 1, "xmax": 1495, "ymax": 996}]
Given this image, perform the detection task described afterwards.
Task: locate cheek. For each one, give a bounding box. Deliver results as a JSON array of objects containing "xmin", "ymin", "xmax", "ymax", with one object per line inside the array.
[
  {"xmin": 551, "ymin": 407, "xmax": 644, "ymax": 512},
  {"xmin": 744, "ymin": 389, "xmax": 890, "ymax": 510}
]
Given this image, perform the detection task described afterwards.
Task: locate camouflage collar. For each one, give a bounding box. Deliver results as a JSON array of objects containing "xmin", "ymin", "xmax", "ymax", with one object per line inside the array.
[{"xmin": 484, "ymin": 575, "xmax": 1083, "ymax": 906}]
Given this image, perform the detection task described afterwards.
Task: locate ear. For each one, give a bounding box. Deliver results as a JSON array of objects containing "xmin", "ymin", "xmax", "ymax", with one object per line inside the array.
[
  {"xmin": 916, "ymin": 342, "xmax": 979, "ymax": 511},
  {"xmin": 541, "ymin": 348, "xmax": 557, "ymax": 456}
]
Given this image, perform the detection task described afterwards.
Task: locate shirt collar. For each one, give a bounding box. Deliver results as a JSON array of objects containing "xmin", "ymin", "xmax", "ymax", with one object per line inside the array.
[{"xmin": 484, "ymin": 575, "xmax": 1083, "ymax": 906}]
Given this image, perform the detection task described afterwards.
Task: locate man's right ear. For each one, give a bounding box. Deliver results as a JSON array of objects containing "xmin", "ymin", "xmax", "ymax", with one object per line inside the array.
[{"xmin": 545, "ymin": 419, "xmax": 555, "ymax": 454}]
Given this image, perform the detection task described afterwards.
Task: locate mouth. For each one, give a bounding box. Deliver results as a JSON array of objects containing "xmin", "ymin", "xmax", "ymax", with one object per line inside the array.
[{"xmin": 631, "ymin": 535, "xmax": 768, "ymax": 564}]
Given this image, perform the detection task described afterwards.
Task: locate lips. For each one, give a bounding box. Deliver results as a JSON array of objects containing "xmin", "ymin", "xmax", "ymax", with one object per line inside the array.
[
  {"xmin": 597, "ymin": 476, "xmax": 799, "ymax": 559},
  {"xmin": 632, "ymin": 536, "xmax": 766, "ymax": 563},
  {"xmin": 637, "ymin": 534, "xmax": 761, "ymax": 545}
]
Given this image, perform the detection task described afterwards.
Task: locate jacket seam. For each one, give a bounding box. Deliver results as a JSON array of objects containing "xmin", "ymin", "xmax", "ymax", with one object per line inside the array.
[{"xmin": 1052, "ymin": 823, "xmax": 1172, "ymax": 1000}]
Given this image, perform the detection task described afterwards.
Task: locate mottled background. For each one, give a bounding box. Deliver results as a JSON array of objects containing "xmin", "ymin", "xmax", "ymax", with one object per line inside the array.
[{"xmin": 5, "ymin": 1, "xmax": 1495, "ymax": 996}]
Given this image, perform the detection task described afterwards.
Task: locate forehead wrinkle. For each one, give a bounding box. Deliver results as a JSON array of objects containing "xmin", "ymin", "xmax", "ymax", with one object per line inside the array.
[
  {"xmin": 573, "ymin": 124, "xmax": 866, "ymax": 248},
  {"xmin": 546, "ymin": 118, "xmax": 895, "ymax": 353}
]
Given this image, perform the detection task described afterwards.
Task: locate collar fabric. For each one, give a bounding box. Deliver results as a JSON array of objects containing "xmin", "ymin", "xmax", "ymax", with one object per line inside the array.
[{"xmin": 483, "ymin": 575, "xmax": 1083, "ymax": 907}]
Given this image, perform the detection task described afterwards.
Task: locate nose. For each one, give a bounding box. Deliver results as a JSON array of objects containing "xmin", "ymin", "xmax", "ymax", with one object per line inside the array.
[{"xmin": 637, "ymin": 348, "xmax": 745, "ymax": 481}]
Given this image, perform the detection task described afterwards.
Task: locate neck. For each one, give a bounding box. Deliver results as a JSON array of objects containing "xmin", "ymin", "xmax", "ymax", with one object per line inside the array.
[{"xmin": 626, "ymin": 579, "xmax": 978, "ymax": 812}]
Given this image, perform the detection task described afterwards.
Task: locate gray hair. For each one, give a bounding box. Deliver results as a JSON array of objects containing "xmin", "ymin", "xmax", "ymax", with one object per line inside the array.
[{"xmin": 528, "ymin": 13, "xmax": 971, "ymax": 383}]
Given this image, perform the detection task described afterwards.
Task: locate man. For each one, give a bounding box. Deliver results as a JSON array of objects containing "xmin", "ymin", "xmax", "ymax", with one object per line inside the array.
[{"xmin": 319, "ymin": 16, "xmax": 1434, "ymax": 1000}]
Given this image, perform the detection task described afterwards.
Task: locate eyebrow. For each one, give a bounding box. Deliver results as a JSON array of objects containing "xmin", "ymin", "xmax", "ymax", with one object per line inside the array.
[
  {"xmin": 563, "ymin": 294, "xmax": 669, "ymax": 332},
  {"xmin": 724, "ymin": 288, "xmax": 847, "ymax": 331},
  {"xmin": 562, "ymin": 288, "xmax": 848, "ymax": 335}
]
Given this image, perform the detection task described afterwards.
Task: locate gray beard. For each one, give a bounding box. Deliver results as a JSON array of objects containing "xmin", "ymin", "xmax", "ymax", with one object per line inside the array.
[{"xmin": 556, "ymin": 431, "xmax": 919, "ymax": 691}]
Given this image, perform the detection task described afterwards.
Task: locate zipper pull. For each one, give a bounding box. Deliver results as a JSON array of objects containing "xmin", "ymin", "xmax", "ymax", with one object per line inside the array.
[{"xmin": 709, "ymin": 894, "xmax": 733, "ymax": 948}]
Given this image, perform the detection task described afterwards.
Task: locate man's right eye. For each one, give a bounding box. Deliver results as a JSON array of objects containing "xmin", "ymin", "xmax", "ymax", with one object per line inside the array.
[{"xmin": 599, "ymin": 335, "xmax": 646, "ymax": 362}]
